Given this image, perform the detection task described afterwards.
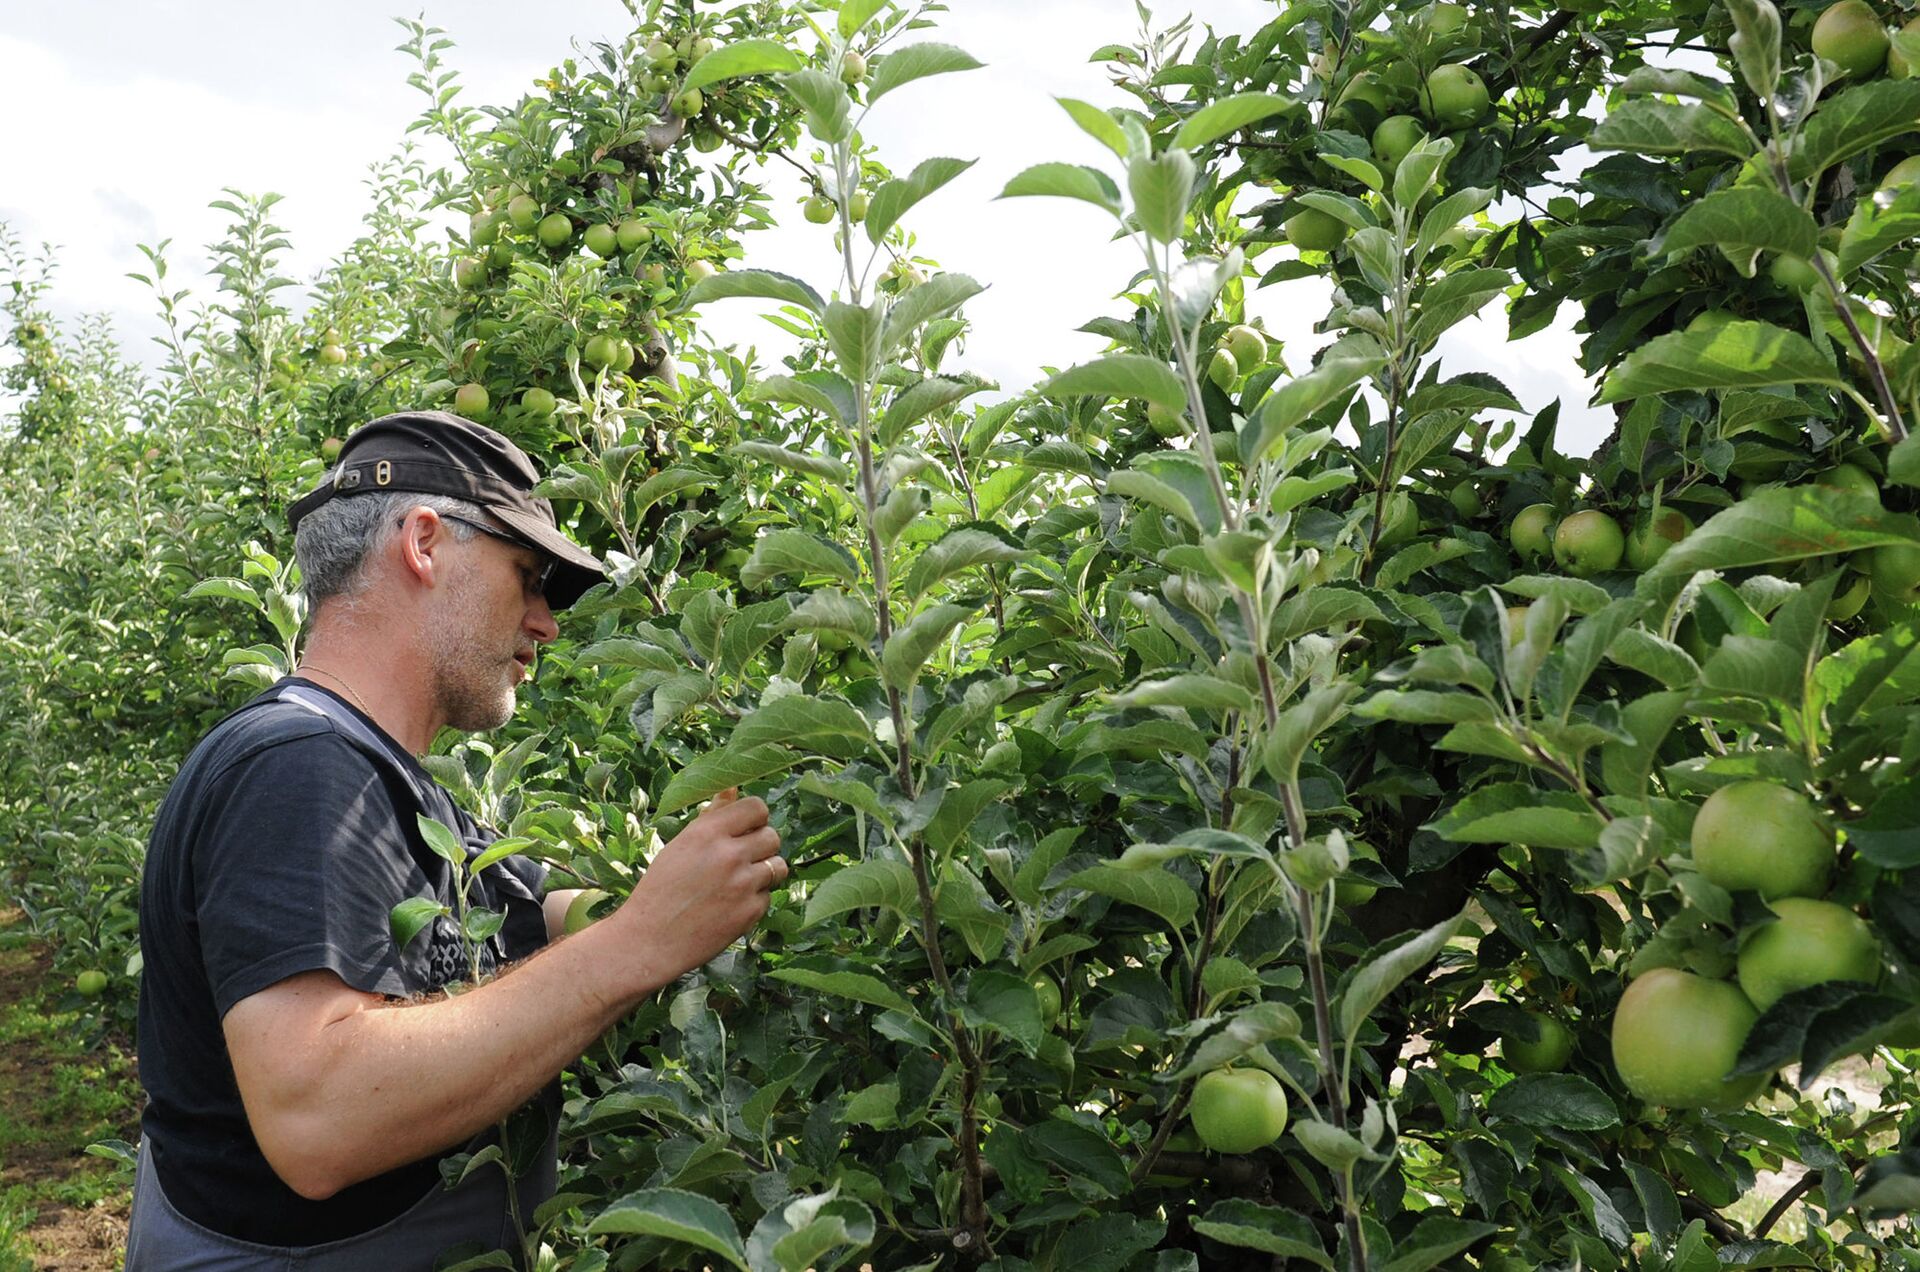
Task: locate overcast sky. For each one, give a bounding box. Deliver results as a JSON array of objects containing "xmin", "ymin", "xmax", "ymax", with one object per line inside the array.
[{"xmin": 0, "ymin": 0, "xmax": 1610, "ymax": 454}]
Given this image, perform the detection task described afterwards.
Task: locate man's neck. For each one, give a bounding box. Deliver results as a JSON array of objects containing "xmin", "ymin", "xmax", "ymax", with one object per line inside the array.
[{"xmin": 296, "ymin": 625, "xmax": 439, "ymax": 756}]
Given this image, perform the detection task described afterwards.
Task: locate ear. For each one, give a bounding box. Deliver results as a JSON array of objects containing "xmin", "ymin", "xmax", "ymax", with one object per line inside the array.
[{"xmin": 394, "ymin": 509, "xmax": 454, "ymax": 591}]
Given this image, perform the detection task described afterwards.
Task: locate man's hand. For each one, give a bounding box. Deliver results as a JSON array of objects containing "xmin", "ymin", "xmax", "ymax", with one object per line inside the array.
[{"xmin": 606, "ymin": 788, "xmax": 786, "ymax": 988}]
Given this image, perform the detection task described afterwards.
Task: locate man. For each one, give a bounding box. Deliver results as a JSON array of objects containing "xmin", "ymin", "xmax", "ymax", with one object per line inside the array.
[{"xmin": 126, "ymin": 412, "xmax": 788, "ymax": 1269}]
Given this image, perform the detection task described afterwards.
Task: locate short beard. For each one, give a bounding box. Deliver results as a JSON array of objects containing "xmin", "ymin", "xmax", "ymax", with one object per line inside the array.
[{"xmin": 431, "ymin": 566, "xmax": 517, "ymax": 734}]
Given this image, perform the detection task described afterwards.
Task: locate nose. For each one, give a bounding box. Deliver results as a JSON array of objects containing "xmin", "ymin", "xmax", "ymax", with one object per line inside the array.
[{"xmin": 526, "ymin": 594, "xmax": 559, "ymax": 644}]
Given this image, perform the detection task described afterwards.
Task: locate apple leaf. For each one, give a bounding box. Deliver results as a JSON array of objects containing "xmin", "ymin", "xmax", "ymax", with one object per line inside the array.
[
  {"xmin": 681, "ymin": 40, "xmax": 805, "ymax": 94},
  {"xmin": 1039, "ymin": 354, "xmax": 1187, "ymax": 411},
  {"xmin": 1191, "ymin": 1200, "xmax": 1333, "ymax": 1266},
  {"xmin": 588, "ymin": 1188, "xmax": 748, "ymax": 1269},
  {"xmin": 1790, "ymin": 80, "xmax": 1920, "ymax": 182},
  {"xmin": 1599, "ymin": 321, "xmax": 1849, "ymax": 405},
  {"xmin": 869, "ymin": 43, "xmax": 984, "ymax": 102},
  {"xmin": 1654, "ymin": 188, "xmax": 1816, "ymax": 275},
  {"xmin": 1588, "ymin": 99, "xmax": 1753, "ymax": 159},
  {"xmin": 865, "ymin": 156, "xmax": 977, "ymax": 246},
  {"xmin": 999, "ymin": 162, "xmax": 1124, "ymax": 215}
]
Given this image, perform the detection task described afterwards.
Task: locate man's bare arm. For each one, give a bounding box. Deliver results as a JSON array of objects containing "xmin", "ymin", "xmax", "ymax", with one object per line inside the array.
[{"xmin": 222, "ymin": 791, "xmax": 786, "ymax": 1200}]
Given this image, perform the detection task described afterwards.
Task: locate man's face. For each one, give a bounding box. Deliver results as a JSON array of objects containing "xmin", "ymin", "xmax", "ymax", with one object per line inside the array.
[{"xmin": 428, "ymin": 515, "xmax": 558, "ymax": 734}]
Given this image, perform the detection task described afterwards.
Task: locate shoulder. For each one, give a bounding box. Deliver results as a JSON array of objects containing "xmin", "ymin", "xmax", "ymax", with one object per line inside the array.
[{"xmin": 184, "ymin": 696, "xmax": 381, "ymax": 792}]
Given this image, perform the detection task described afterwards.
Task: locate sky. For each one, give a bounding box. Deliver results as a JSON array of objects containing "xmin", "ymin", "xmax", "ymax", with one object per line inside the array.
[{"xmin": 0, "ymin": 0, "xmax": 1611, "ymax": 454}]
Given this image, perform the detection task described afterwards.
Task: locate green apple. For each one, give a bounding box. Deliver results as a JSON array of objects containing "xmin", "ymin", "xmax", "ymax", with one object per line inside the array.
[
  {"xmin": 1372, "ymin": 114, "xmax": 1428, "ymax": 171},
  {"xmin": 453, "ymin": 383, "xmax": 490, "ymax": 417},
  {"xmin": 1889, "ymin": 15, "xmax": 1920, "ymax": 75},
  {"xmin": 1147, "ymin": 401, "xmax": 1185, "ymax": 437},
  {"xmin": 319, "ymin": 437, "xmax": 345, "ymax": 462},
  {"xmin": 536, "ymin": 213, "xmax": 573, "ymax": 249},
  {"xmin": 1611, "ymin": 968, "xmax": 1768, "ymax": 1110},
  {"xmin": 1031, "ymin": 976, "xmax": 1062, "ymax": 1026},
  {"xmin": 521, "ymin": 387, "xmax": 557, "ymax": 416},
  {"xmin": 1768, "ymin": 248, "xmax": 1838, "ymax": 293},
  {"xmin": 686, "ymin": 259, "xmax": 718, "ymax": 282},
  {"xmin": 1424, "ymin": 2, "xmax": 1472, "ymax": 36},
  {"xmin": 1868, "ymin": 542, "xmax": 1920, "ymax": 604},
  {"xmin": 1553, "ymin": 509, "xmax": 1625, "ymax": 577},
  {"xmin": 617, "ymin": 219, "xmax": 654, "ymax": 251},
  {"xmin": 585, "ymin": 334, "xmax": 627, "ymax": 369},
  {"xmin": 506, "ymin": 193, "xmax": 540, "ymax": 230},
  {"xmin": 75, "ymin": 970, "xmax": 109, "ymax": 997},
  {"xmin": 1422, "ymin": 64, "xmax": 1490, "ymax": 127},
  {"xmin": 803, "ymin": 195, "xmax": 836, "ymax": 224},
  {"xmin": 452, "ymin": 256, "xmax": 487, "ymax": 291},
  {"xmin": 1189, "ymin": 1068, "xmax": 1289, "ymax": 1154},
  {"xmin": 671, "ymin": 87, "xmax": 704, "ymax": 118},
  {"xmin": 1501, "ymin": 1011, "xmax": 1575, "ymax": 1074},
  {"xmin": 1691, "ymin": 781, "xmax": 1833, "ymax": 900},
  {"xmin": 470, "ymin": 210, "xmax": 501, "ymax": 247},
  {"xmin": 1334, "ymin": 70, "xmax": 1395, "ymax": 119},
  {"xmin": 1208, "ymin": 348, "xmax": 1239, "ymax": 390},
  {"xmin": 1879, "ymin": 153, "xmax": 1920, "ymax": 192},
  {"xmin": 1688, "ymin": 309, "xmax": 1738, "ymax": 334},
  {"xmin": 1815, "ymin": 462, "xmax": 1879, "ymax": 499},
  {"xmin": 1334, "ymin": 839, "xmax": 1382, "ymax": 907},
  {"xmin": 848, "ymin": 190, "xmax": 869, "ymax": 223},
  {"xmin": 1285, "ymin": 207, "xmax": 1349, "ymax": 252},
  {"xmin": 1828, "ymin": 571, "xmax": 1871, "ymax": 620},
  {"xmin": 583, "ymin": 224, "xmax": 619, "ymax": 258},
  {"xmin": 319, "ymin": 343, "xmax": 348, "ymax": 366},
  {"xmin": 1623, "ymin": 507, "xmax": 1693, "ymax": 571},
  {"xmin": 1510, "ymin": 502, "xmax": 1556, "ymax": 561},
  {"xmin": 564, "ymin": 889, "xmax": 611, "ymax": 934},
  {"xmin": 1736, "ymin": 898, "xmax": 1881, "ymax": 1012},
  {"xmin": 1222, "ymin": 324, "xmax": 1267, "ymax": 370},
  {"xmin": 1448, "ymin": 479, "xmax": 1482, "ymax": 519},
  {"xmin": 842, "ymin": 50, "xmax": 869, "ymax": 83},
  {"xmin": 1812, "ymin": 0, "xmax": 1889, "ymax": 77}
]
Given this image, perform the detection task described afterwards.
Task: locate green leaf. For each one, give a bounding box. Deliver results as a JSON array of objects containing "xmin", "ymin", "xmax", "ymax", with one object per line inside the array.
[
  {"xmin": 804, "ymin": 858, "xmax": 918, "ymax": 926},
  {"xmin": 866, "ymin": 157, "xmax": 977, "ymax": 245},
  {"xmin": 682, "ymin": 39, "xmax": 805, "ymax": 93},
  {"xmin": 730, "ymin": 695, "xmax": 876, "ymax": 757},
  {"xmin": 1190, "ymin": 1201, "xmax": 1332, "ymax": 1266},
  {"xmin": 741, "ymin": 530, "xmax": 861, "ymax": 589},
  {"xmin": 1111, "ymin": 673, "xmax": 1254, "ymax": 712},
  {"xmin": 748, "ymin": 371, "xmax": 856, "ymax": 425},
  {"xmin": 937, "ymin": 861, "xmax": 1012, "ymax": 962},
  {"xmin": 926, "ymin": 778, "xmax": 1017, "ymax": 855},
  {"xmin": 1336, "ymin": 909, "xmax": 1465, "ymax": 1047},
  {"xmin": 1838, "ymin": 182, "xmax": 1920, "ymax": 277},
  {"xmin": 882, "ymin": 274, "xmax": 986, "ymax": 356},
  {"xmin": 1637, "ymin": 485, "xmax": 1920, "ymax": 602},
  {"xmin": 587, "ymin": 1187, "xmax": 748, "ymax": 1269},
  {"xmin": 1789, "ymin": 80, "xmax": 1920, "ymax": 182},
  {"xmin": 1171, "ymin": 1001, "xmax": 1302, "ymax": 1079},
  {"xmin": 684, "ymin": 267, "xmax": 824, "ymax": 315},
  {"xmin": 1599, "ymin": 321, "xmax": 1848, "ymax": 404},
  {"xmin": 838, "ymin": 0, "xmax": 887, "ymax": 37},
  {"xmin": 1040, "ymin": 354, "xmax": 1187, "ymax": 411},
  {"xmin": 1173, "ymin": 92, "xmax": 1294, "ymax": 150},
  {"xmin": 1425, "ymin": 783, "xmax": 1606, "ymax": 849},
  {"xmin": 730, "ymin": 441, "xmax": 849, "ymax": 483},
  {"xmin": 1354, "ymin": 689, "xmax": 1496, "ymax": 725},
  {"xmin": 1107, "ymin": 469, "xmax": 1202, "ymax": 528},
  {"xmin": 1588, "ymin": 98, "xmax": 1753, "ymax": 159},
  {"xmin": 1656, "ymin": 188, "xmax": 1817, "ymax": 275},
  {"xmin": 1262, "ymin": 684, "xmax": 1361, "ymax": 786},
  {"xmin": 1021, "ymin": 1119, "xmax": 1130, "ymax": 1197},
  {"xmin": 870, "ymin": 43, "xmax": 984, "ymax": 102},
  {"xmin": 656, "ymin": 746, "xmax": 800, "ymax": 815},
  {"xmin": 778, "ymin": 69, "xmax": 852, "ymax": 144},
  {"xmin": 963, "ymin": 968, "xmax": 1041, "ymax": 1053},
  {"xmin": 880, "ymin": 602, "xmax": 977, "ymax": 690},
  {"xmin": 1128, "ymin": 148, "xmax": 1197, "ymax": 243},
  {"xmin": 1061, "ymin": 864, "xmax": 1199, "ymax": 929},
  {"xmin": 416, "ymin": 813, "xmax": 464, "ymax": 867},
  {"xmin": 1056, "ymin": 96, "xmax": 1129, "ymax": 157},
  {"xmin": 1248, "ymin": 337, "xmax": 1386, "ymax": 463},
  {"xmin": 185, "ymin": 577, "xmax": 265, "ymax": 612},
  {"xmin": 1485, "ymin": 1074, "xmax": 1621, "ymax": 1130},
  {"xmin": 783, "ymin": 588, "xmax": 877, "ymax": 640},
  {"xmin": 883, "ymin": 376, "xmax": 988, "ymax": 444},
  {"xmin": 1378, "ymin": 1216, "xmax": 1504, "ymax": 1272},
  {"xmin": 823, "ymin": 298, "xmax": 885, "ymax": 378},
  {"xmin": 903, "ymin": 527, "xmax": 1028, "ymax": 598},
  {"xmin": 768, "ymin": 966, "xmax": 916, "ymax": 1015},
  {"xmin": 999, "ymin": 163, "xmax": 1124, "ymax": 215},
  {"xmin": 1724, "ymin": 0, "xmax": 1782, "ymax": 101},
  {"xmin": 390, "ymin": 896, "xmax": 447, "ymax": 949}
]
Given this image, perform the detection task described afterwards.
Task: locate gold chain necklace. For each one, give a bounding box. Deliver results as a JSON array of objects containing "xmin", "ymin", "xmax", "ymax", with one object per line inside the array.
[{"xmin": 295, "ymin": 664, "xmax": 374, "ymax": 717}]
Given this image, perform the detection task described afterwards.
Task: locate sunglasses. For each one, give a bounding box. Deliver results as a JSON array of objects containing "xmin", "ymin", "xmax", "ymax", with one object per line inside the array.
[{"xmin": 397, "ymin": 514, "xmax": 556, "ymax": 598}]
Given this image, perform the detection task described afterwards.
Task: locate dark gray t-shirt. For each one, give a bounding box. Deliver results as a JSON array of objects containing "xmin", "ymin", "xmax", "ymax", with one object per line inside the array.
[{"xmin": 135, "ymin": 677, "xmax": 557, "ymax": 1247}]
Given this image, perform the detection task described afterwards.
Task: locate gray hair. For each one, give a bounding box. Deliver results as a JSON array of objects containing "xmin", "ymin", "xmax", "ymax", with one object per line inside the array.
[{"xmin": 294, "ymin": 474, "xmax": 489, "ymax": 610}]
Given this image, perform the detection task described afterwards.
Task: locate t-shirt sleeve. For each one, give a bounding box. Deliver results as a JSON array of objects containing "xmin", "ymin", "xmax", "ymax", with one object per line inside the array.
[{"xmin": 194, "ymin": 732, "xmax": 422, "ymax": 1016}]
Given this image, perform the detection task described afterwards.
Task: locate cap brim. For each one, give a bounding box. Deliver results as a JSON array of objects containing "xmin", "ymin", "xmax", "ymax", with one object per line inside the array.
[{"xmin": 489, "ymin": 505, "xmax": 607, "ymax": 610}]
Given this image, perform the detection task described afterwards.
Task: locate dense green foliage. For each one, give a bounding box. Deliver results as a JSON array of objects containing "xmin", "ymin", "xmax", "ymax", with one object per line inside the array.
[{"xmin": 9, "ymin": 0, "xmax": 1920, "ymax": 1268}]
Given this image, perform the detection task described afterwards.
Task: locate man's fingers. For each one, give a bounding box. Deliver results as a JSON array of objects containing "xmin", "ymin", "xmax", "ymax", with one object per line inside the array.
[
  {"xmin": 704, "ymin": 792, "xmax": 771, "ymax": 833},
  {"xmin": 706, "ymin": 786, "xmax": 740, "ymax": 810},
  {"xmin": 754, "ymin": 851, "xmax": 791, "ymax": 892}
]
